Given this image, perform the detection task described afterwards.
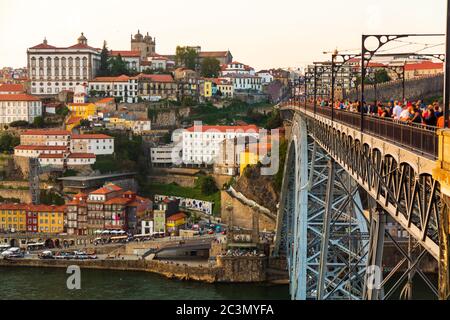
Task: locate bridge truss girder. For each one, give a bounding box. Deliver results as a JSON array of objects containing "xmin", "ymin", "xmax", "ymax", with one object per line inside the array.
[{"xmin": 275, "ymin": 116, "xmax": 369, "ymax": 300}]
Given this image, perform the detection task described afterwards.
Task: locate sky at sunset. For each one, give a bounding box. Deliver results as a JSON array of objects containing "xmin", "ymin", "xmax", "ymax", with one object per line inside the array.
[{"xmin": 0, "ymin": 0, "xmax": 447, "ymax": 70}]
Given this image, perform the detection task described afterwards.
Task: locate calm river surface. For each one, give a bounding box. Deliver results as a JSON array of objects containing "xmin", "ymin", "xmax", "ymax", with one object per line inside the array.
[
  {"xmin": 0, "ymin": 267, "xmax": 290, "ymax": 300},
  {"xmin": 0, "ymin": 267, "xmax": 437, "ymax": 300}
]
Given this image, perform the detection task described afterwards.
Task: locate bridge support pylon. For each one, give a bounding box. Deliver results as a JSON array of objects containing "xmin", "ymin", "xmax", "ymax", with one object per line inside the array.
[
  {"xmin": 433, "ymin": 129, "xmax": 450, "ymax": 300},
  {"xmin": 363, "ymin": 206, "xmax": 386, "ymax": 300}
]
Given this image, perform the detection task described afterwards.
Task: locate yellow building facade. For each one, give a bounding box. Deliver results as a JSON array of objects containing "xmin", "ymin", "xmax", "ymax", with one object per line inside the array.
[
  {"xmin": 203, "ymin": 80, "xmax": 212, "ymax": 98},
  {"xmin": 67, "ymin": 103, "xmax": 97, "ymax": 119},
  {"xmin": 33, "ymin": 206, "xmax": 65, "ymax": 234},
  {"xmin": 0, "ymin": 204, "xmax": 27, "ymax": 232},
  {"xmin": 239, "ymin": 152, "xmax": 260, "ymax": 176}
]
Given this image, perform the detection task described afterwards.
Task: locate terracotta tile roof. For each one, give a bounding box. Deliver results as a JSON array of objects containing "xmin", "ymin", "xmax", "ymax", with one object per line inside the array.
[
  {"xmin": 91, "ymin": 184, "xmax": 123, "ymax": 195},
  {"xmin": 30, "ymin": 42, "xmax": 57, "ymax": 50},
  {"xmin": 0, "ymin": 94, "xmax": 40, "ymax": 102},
  {"xmin": 136, "ymin": 73, "xmax": 174, "ymax": 83},
  {"xmin": 67, "ymin": 103, "xmax": 94, "ymax": 107},
  {"xmin": 199, "ymin": 51, "xmax": 229, "ymax": 58},
  {"xmin": 167, "ymin": 212, "xmax": 187, "ymax": 221},
  {"xmin": 15, "ymin": 145, "xmax": 67, "ymax": 151},
  {"xmin": 104, "ymin": 197, "xmax": 131, "ymax": 205},
  {"xmin": 66, "ymin": 116, "xmax": 82, "ymax": 125},
  {"xmin": 68, "ymin": 153, "xmax": 96, "ymax": 159},
  {"xmin": 90, "ymin": 75, "xmax": 131, "ymax": 82},
  {"xmin": 27, "ymin": 204, "xmax": 66, "ymax": 212},
  {"xmin": 22, "ymin": 129, "xmax": 70, "ymax": 136},
  {"xmin": 0, "ymin": 84, "xmax": 24, "ymax": 93},
  {"xmin": 110, "ymin": 50, "xmax": 141, "ymax": 57},
  {"xmin": 66, "ymin": 43, "xmax": 98, "ymax": 50},
  {"xmin": 0, "ymin": 203, "xmax": 28, "ymax": 211},
  {"xmin": 71, "ymin": 134, "xmax": 113, "ymax": 140},
  {"xmin": 186, "ymin": 124, "xmax": 259, "ymax": 133},
  {"xmin": 74, "ymin": 192, "xmax": 88, "ymax": 198},
  {"xmin": 96, "ymin": 97, "xmax": 115, "ymax": 104},
  {"xmin": 405, "ymin": 61, "xmax": 444, "ymax": 71},
  {"xmin": 38, "ymin": 153, "xmax": 65, "ymax": 159}
]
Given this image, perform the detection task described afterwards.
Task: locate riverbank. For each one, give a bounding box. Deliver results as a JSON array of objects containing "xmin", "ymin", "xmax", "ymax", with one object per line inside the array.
[
  {"xmin": 0, "ymin": 266, "xmax": 290, "ymax": 300},
  {"xmin": 0, "ymin": 255, "xmax": 277, "ymax": 284}
]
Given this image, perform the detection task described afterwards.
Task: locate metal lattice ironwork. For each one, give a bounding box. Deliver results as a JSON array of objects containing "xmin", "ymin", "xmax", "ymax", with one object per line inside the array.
[{"xmin": 275, "ymin": 115, "xmax": 369, "ymax": 300}]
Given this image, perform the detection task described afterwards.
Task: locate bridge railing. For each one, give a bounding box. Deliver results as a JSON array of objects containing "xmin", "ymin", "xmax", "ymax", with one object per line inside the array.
[{"xmin": 282, "ymin": 101, "xmax": 438, "ymax": 159}]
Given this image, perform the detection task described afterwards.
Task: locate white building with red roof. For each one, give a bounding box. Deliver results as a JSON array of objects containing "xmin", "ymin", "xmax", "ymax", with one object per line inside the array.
[
  {"xmin": 88, "ymin": 74, "xmax": 138, "ymax": 103},
  {"xmin": 404, "ymin": 61, "xmax": 443, "ymax": 79},
  {"xmin": 14, "ymin": 130, "xmax": 114, "ymax": 167},
  {"xmin": 27, "ymin": 33, "xmax": 101, "ymax": 96},
  {"xmin": 71, "ymin": 134, "xmax": 114, "ymax": 155},
  {"xmin": 181, "ymin": 124, "xmax": 260, "ymax": 165},
  {"xmin": 0, "ymin": 94, "xmax": 42, "ymax": 125},
  {"xmin": 0, "ymin": 84, "xmax": 25, "ymax": 94},
  {"xmin": 220, "ymin": 61, "xmax": 255, "ymax": 76}
]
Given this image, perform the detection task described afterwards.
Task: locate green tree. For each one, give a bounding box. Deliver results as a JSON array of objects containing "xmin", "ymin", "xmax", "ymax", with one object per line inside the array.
[
  {"xmin": 9, "ymin": 120, "xmax": 29, "ymax": 128},
  {"xmin": 265, "ymin": 110, "xmax": 283, "ymax": 129},
  {"xmin": 109, "ymin": 54, "xmax": 128, "ymax": 76},
  {"xmin": 80, "ymin": 119, "xmax": 91, "ymax": 127},
  {"xmin": 0, "ymin": 133, "xmax": 19, "ymax": 152},
  {"xmin": 373, "ymin": 69, "xmax": 391, "ymax": 84},
  {"xmin": 200, "ymin": 57, "xmax": 221, "ymax": 78},
  {"xmin": 33, "ymin": 116, "xmax": 45, "ymax": 128},
  {"xmin": 175, "ymin": 46, "xmax": 198, "ymax": 70},
  {"xmin": 98, "ymin": 41, "xmax": 110, "ymax": 76},
  {"xmin": 56, "ymin": 106, "xmax": 69, "ymax": 117},
  {"xmin": 199, "ymin": 176, "xmax": 218, "ymax": 196}
]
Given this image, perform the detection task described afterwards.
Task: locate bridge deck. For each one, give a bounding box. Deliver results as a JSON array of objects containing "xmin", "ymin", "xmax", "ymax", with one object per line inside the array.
[{"xmin": 281, "ymin": 102, "xmax": 438, "ymax": 160}]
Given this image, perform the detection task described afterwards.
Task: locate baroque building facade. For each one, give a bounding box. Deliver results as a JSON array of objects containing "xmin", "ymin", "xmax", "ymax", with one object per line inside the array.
[{"xmin": 27, "ymin": 33, "xmax": 101, "ymax": 96}]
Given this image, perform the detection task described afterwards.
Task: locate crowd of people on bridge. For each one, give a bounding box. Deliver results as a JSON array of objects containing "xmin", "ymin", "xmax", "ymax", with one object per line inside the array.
[{"xmin": 316, "ymin": 98, "xmax": 445, "ymax": 127}]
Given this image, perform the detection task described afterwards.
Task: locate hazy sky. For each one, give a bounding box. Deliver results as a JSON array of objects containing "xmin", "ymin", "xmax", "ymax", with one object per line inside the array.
[{"xmin": 0, "ymin": 0, "xmax": 447, "ymax": 70}]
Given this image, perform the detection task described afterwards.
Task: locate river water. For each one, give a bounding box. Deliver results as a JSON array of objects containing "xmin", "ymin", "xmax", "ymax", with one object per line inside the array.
[
  {"xmin": 0, "ymin": 267, "xmax": 289, "ymax": 300},
  {"xmin": 0, "ymin": 267, "xmax": 437, "ymax": 300}
]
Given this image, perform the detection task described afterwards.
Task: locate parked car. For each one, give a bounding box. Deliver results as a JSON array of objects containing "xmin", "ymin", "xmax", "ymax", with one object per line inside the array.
[{"xmin": 1, "ymin": 247, "xmax": 21, "ymax": 257}]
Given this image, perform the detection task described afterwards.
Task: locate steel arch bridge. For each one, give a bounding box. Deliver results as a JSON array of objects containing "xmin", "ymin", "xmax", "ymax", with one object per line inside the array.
[{"xmin": 274, "ymin": 103, "xmax": 450, "ymax": 300}]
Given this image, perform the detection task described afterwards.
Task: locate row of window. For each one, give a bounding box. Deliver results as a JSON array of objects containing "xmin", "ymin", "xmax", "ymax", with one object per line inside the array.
[{"xmin": 30, "ymin": 56, "xmax": 88, "ymax": 68}]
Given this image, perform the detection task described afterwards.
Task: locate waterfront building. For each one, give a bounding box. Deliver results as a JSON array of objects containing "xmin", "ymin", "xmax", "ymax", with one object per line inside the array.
[
  {"xmin": 68, "ymin": 183, "xmax": 152, "ymax": 235},
  {"xmin": 27, "ymin": 33, "xmax": 101, "ymax": 96},
  {"xmin": 166, "ymin": 212, "xmax": 187, "ymax": 235},
  {"xmin": 0, "ymin": 204, "xmax": 27, "ymax": 232},
  {"xmin": 32, "ymin": 205, "xmax": 66, "ymax": 233},
  {"xmin": 181, "ymin": 124, "xmax": 260, "ymax": 166},
  {"xmin": 0, "ymin": 94, "xmax": 42, "ymax": 125},
  {"xmin": 66, "ymin": 192, "xmax": 88, "ymax": 235},
  {"xmin": 0, "ymin": 203, "xmax": 66, "ymax": 234},
  {"xmin": 153, "ymin": 198, "xmax": 180, "ymax": 234}
]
